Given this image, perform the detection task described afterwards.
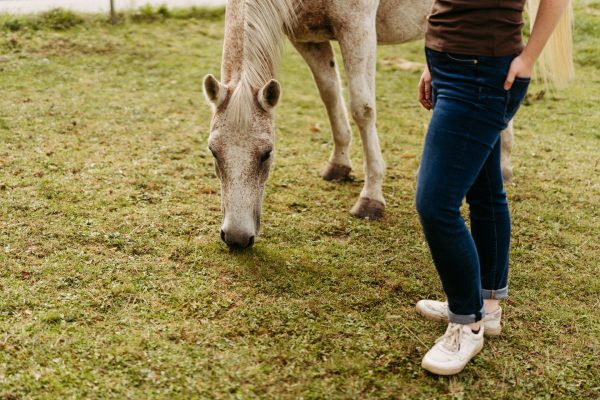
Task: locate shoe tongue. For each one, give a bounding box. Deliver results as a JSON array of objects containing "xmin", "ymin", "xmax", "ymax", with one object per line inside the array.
[
  {"xmin": 442, "ymin": 324, "xmax": 463, "ymax": 351},
  {"xmin": 447, "ymin": 323, "xmax": 464, "ymax": 334}
]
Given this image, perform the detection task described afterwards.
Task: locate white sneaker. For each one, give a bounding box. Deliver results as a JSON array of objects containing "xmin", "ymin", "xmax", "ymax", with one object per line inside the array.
[
  {"xmin": 415, "ymin": 300, "xmax": 503, "ymax": 336},
  {"xmin": 421, "ymin": 323, "xmax": 485, "ymax": 375}
]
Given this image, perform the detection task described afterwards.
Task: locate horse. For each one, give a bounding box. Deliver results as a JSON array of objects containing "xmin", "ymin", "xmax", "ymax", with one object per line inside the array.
[{"xmin": 202, "ymin": 0, "xmax": 573, "ymax": 249}]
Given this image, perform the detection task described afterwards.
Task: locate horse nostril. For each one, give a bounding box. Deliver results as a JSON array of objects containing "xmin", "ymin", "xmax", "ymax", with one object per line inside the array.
[
  {"xmin": 220, "ymin": 229, "xmax": 226, "ymax": 243},
  {"xmin": 247, "ymin": 236, "xmax": 255, "ymax": 248}
]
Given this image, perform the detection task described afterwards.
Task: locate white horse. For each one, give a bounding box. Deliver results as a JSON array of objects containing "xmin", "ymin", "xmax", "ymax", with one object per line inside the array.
[{"xmin": 203, "ymin": 0, "xmax": 573, "ymax": 249}]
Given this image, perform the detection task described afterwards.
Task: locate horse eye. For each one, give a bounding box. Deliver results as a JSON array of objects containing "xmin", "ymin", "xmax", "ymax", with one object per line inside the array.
[{"xmin": 260, "ymin": 150, "xmax": 272, "ymax": 163}]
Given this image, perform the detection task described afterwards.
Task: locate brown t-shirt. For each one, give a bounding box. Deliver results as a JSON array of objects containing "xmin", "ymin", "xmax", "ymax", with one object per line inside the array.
[{"xmin": 425, "ymin": 0, "xmax": 526, "ymax": 57}]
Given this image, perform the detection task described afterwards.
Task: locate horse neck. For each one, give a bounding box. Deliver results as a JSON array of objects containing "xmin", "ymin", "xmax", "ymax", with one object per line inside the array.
[
  {"xmin": 221, "ymin": 0, "xmax": 293, "ymax": 89},
  {"xmin": 221, "ymin": 0, "xmax": 246, "ymax": 86}
]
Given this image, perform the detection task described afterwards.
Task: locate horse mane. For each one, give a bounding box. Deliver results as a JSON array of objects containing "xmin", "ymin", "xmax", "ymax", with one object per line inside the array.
[{"xmin": 227, "ymin": 0, "xmax": 299, "ymax": 129}]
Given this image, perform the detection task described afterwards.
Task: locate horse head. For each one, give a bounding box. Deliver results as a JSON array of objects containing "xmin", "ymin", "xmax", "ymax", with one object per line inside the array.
[{"xmin": 203, "ymin": 74, "xmax": 281, "ymax": 250}]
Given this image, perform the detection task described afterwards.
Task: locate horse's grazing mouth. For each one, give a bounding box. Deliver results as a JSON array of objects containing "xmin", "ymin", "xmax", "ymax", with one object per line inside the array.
[{"xmin": 221, "ymin": 229, "xmax": 255, "ymax": 250}]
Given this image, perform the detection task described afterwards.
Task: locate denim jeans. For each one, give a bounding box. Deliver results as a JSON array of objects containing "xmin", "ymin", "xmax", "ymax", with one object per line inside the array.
[{"xmin": 416, "ymin": 48, "xmax": 530, "ymax": 324}]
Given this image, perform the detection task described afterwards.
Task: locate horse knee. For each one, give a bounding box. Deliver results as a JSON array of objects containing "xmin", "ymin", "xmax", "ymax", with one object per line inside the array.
[
  {"xmin": 350, "ymin": 101, "xmax": 375, "ymax": 125},
  {"xmin": 501, "ymin": 164, "xmax": 513, "ymax": 183}
]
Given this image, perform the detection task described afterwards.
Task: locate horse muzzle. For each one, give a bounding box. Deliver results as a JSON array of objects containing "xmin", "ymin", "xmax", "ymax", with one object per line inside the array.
[{"xmin": 220, "ymin": 228, "xmax": 255, "ymax": 250}]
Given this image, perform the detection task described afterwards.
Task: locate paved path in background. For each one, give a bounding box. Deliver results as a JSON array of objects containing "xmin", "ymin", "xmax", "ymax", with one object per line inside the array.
[{"xmin": 0, "ymin": 0, "xmax": 226, "ymax": 14}]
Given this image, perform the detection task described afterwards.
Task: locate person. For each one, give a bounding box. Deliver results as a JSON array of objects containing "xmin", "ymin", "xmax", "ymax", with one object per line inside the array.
[{"xmin": 414, "ymin": 0, "xmax": 571, "ymax": 375}]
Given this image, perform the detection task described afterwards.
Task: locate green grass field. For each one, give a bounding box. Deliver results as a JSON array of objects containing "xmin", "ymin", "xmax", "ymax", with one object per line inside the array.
[{"xmin": 0, "ymin": 2, "xmax": 598, "ymax": 399}]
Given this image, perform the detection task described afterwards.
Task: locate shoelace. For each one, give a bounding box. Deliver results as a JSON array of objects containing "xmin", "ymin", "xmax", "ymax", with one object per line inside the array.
[{"xmin": 435, "ymin": 323, "xmax": 463, "ymax": 352}]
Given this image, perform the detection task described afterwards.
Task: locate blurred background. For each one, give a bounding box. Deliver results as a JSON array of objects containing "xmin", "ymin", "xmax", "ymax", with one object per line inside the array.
[{"xmin": 0, "ymin": 0, "xmax": 225, "ymax": 14}]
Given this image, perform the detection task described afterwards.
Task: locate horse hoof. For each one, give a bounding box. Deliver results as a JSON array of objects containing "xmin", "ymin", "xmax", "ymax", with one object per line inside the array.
[
  {"xmin": 351, "ymin": 197, "xmax": 385, "ymax": 220},
  {"xmin": 321, "ymin": 163, "xmax": 352, "ymax": 181}
]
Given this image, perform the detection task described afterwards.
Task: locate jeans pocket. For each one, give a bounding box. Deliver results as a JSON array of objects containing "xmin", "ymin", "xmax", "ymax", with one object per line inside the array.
[{"xmin": 504, "ymin": 78, "xmax": 530, "ymax": 122}]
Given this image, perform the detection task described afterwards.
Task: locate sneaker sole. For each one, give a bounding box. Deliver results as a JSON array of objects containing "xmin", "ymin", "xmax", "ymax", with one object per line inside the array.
[
  {"xmin": 421, "ymin": 339, "xmax": 485, "ymax": 376},
  {"xmin": 415, "ymin": 305, "xmax": 502, "ymax": 337},
  {"xmin": 415, "ymin": 304, "xmax": 447, "ymax": 322}
]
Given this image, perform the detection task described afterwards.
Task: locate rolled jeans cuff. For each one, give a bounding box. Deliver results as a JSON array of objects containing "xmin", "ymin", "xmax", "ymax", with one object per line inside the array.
[
  {"xmin": 448, "ymin": 304, "xmax": 486, "ymax": 325},
  {"xmin": 482, "ymin": 286, "xmax": 508, "ymax": 300}
]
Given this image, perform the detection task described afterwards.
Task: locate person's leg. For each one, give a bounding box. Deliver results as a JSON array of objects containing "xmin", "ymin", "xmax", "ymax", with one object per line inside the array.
[
  {"xmin": 415, "ymin": 99, "xmax": 501, "ymax": 325},
  {"xmin": 466, "ymin": 138, "xmax": 510, "ymax": 308},
  {"xmin": 416, "ymin": 48, "xmax": 524, "ymax": 375},
  {"xmin": 415, "ymin": 58, "xmax": 530, "ymax": 341},
  {"xmin": 414, "ymin": 107, "xmax": 507, "ymax": 333},
  {"xmin": 415, "ymin": 87, "xmax": 507, "ymax": 376}
]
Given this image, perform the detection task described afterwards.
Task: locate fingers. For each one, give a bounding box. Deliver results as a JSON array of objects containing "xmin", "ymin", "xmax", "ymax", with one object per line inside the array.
[
  {"xmin": 504, "ymin": 68, "xmax": 516, "ymax": 91},
  {"xmin": 418, "ymin": 83, "xmax": 431, "ymax": 110},
  {"xmin": 418, "ymin": 75, "xmax": 432, "ymax": 110},
  {"xmin": 504, "ymin": 55, "xmax": 534, "ymax": 90}
]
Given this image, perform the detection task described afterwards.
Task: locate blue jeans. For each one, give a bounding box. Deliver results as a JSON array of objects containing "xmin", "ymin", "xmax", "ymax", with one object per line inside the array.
[{"xmin": 416, "ymin": 48, "xmax": 530, "ymax": 324}]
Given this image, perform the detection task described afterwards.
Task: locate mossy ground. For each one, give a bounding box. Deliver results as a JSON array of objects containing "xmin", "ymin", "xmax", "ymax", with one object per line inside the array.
[{"xmin": 0, "ymin": 2, "xmax": 598, "ymax": 399}]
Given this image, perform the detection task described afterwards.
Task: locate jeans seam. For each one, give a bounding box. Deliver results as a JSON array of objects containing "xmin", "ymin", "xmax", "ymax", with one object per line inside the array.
[{"xmin": 483, "ymin": 161, "xmax": 499, "ymax": 292}]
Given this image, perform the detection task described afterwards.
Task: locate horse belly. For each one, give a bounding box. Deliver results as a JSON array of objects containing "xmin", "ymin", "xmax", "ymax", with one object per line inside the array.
[
  {"xmin": 293, "ymin": 4, "xmax": 336, "ymax": 43},
  {"xmin": 376, "ymin": 0, "xmax": 433, "ymax": 44},
  {"xmin": 292, "ymin": 0, "xmax": 432, "ymax": 44}
]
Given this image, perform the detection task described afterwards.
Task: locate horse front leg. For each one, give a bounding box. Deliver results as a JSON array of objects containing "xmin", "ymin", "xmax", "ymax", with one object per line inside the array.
[
  {"xmin": 501, "ymin": 120, "xmax": 514, "ymax": 183},
  {"xmin": 338, "ymin": 18, "xmax": 386, "ymax": 220},
  {"xmin": 292, "ymin": 40, "xmax": 353, "ymax": 181}
]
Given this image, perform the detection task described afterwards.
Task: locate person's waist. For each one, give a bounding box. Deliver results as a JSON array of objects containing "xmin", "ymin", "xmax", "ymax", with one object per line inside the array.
[{"xmin": 427, "ymin": 10, "xmax": 524, "ymax": 29}]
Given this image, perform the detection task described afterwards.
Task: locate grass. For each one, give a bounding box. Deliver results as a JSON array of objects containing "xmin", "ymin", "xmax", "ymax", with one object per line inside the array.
[
  {"xmin": 0, "ymin": 2, "xmax": 598, "ymax": 399},
  {"xmin": 0, "ymin": 6, "xmax": 226, "ymax": 32}
]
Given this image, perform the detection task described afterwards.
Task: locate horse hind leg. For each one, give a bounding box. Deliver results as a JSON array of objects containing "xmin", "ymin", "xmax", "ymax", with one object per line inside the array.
[
  {"xmin": 338, "ymin": 18, "xmax": 386, "ymax": 220},
  {"xmin": 501, "ymin": 120, "xmax": 514, "ymax": 184},
  {"xmin": 293, "ymin": 41, "xmax": 353, "ymax": 181}
]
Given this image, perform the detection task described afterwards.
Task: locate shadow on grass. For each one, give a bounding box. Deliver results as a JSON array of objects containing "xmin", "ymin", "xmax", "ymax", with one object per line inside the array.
[{"xmin": 220, "ymin": 245, "xmax": 329, "ymax": 298}]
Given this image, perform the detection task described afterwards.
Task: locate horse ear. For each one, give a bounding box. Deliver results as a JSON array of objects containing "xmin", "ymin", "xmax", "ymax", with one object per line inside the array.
[
  {"xmin": 203, "ymin": 74, "xmax": 227, "ymax": 108},
  {"xmin": 258, "ymin": 79, "xmax": 281, "ymax": 111}
]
